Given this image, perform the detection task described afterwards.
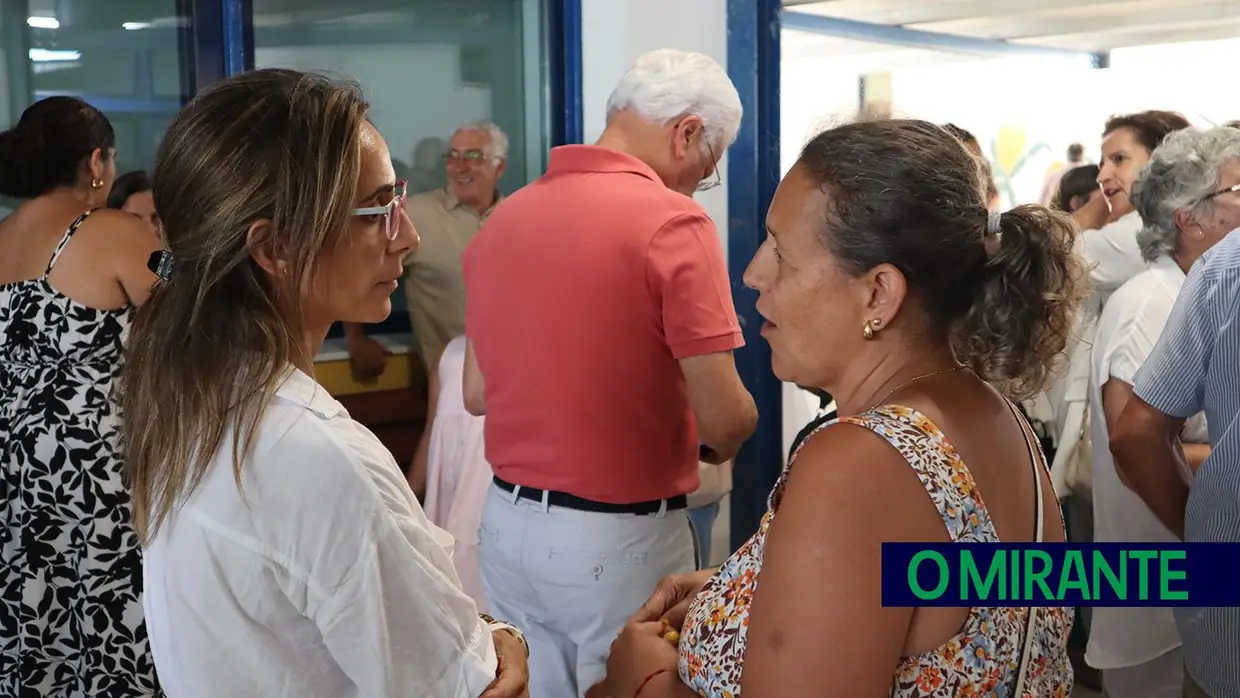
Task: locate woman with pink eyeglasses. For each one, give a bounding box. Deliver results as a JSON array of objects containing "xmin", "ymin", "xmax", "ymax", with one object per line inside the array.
[{"xmin": 119, "ymin": 69, "xmax": 529, "ymax": 698}]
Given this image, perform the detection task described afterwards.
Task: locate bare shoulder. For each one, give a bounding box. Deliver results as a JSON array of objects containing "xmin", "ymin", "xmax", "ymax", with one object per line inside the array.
[
  {"xmin": 82, "ymin": 207, "xmax": 154, "ymax": 235},
  {"xmin": 73, "ymin": 210, "xmax": 162, "ymax": 306},
  {"xmin": 76, "ymin": 208, "xmax": 161, "ymax": 257},
  {"xmin": 781, "ymin": 421, "xmax": 944, "ymax": 540},
  {"xmin": 793, "ymin": 419, "xmax": 912, "ymax": 489}
]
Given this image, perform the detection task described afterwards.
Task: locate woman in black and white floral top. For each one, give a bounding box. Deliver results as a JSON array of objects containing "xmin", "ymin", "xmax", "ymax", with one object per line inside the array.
[{"xmin": 0, "ymin": 97, "xmax": 161, "ymax": 696}]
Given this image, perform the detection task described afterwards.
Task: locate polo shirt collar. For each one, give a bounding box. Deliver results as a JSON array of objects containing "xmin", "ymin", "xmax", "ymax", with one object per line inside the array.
[
  {"xmin": 277, "ymin": 366, "xmax": 348, "ymax": 420},
  {"xmin": 443, "ymin": 187, "xmax": 503, "ymax": 217},
  {"xmin": 547, "ymin": 145, "xmax": 661, "ymax": 183}
]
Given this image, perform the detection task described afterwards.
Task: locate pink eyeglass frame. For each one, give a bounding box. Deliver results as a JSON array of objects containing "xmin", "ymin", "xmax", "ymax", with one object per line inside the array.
[{"xmin": 352, "ymin": 180, "xmax": 408, "ymax": 240}]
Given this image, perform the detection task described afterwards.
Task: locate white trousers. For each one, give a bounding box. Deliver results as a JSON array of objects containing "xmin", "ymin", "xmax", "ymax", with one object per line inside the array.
[
  {"xmin": 478, "ymin": 483, "xmax": 696, "ymax": 698},
  {"xmin": 1102, "ymin": 647, "xmax": 1184, "ymax": 698}
]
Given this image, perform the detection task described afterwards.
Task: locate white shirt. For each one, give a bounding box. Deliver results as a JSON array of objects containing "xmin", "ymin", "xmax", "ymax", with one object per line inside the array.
[
  {"xmin": 143, "ymin": 368, "xmax": 498, "ymax": 698},
  {"xmin": 687, "ymin": 459, "xmax": 733, "ymax": 509},
  {"xmin": 1086, "ymin": 256, "xmax": 1205, "ymax": 669},
  {"xmin": 1049, "ymin": 212, "xmax": 1146, "ymax": 492},
  {"xmin": 1079, "ymin": 211, "xmax": 1149, "ymax": 309}
]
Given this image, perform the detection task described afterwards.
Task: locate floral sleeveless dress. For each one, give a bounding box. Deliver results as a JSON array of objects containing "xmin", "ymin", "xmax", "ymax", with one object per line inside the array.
[
  {"xmin": 677, "ymin": 405, "xmax": 1074, "ymax": 697},
  {"xmin": 0, "ymin": 211, "xmax": 161, "ymax": 696}
]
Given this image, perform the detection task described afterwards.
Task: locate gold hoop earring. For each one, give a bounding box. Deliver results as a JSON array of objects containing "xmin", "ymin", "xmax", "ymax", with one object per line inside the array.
[
  {"xmin": 862, "ymin": 318, "xmax": 880, "ymax": 340},
  {"xmin": 90, "ymin": 178, "xmax": 103, "ymax": 189}
]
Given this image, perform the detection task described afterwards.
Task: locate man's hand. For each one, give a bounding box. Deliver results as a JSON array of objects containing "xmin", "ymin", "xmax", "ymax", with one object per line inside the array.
[
  {"xmin": 480, "ymin": 629, "xmax": 529, "ymax": 698},
  {"xmin": 1071, "ymin": 187, "xmax": 1111, "ymax": 231},
  {"xmin": 698, "ymin": 444, "xmax": 731, "ymax": 465},
  {"xmin": 680, "ymin": 352, "xmax": 757, "ymax": 463},
  {"xmin": 632, "ymin": 568, "xmax": 716, "ymax": 629},
  {"xmin": 346, "ymin": 334, "xmax": 390, "ymax": 384},
  {"xmin": 1111, "ymin": 396, "xmax": 1191, "ymax": 540}
]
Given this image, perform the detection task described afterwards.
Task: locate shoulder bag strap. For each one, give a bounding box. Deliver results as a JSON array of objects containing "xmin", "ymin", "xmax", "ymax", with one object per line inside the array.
[{"xmin": 1005, "ymin": 397, "xmax": 1046, "ymax": 697}]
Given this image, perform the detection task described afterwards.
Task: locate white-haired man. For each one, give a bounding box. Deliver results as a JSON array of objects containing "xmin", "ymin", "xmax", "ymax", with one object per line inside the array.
[
  {"xmin": 346, "ymin": 120, "xmax": 508, "ymax": 383},
  {"xmin": 461, "ymin": 49, "xmax": 757, "ymax": 697}
]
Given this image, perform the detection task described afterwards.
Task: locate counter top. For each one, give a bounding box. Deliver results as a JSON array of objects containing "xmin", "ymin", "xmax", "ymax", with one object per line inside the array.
[
  {"xmin": 313, "ymin": 332, "xmax": 423, "ymax": 397},
  {"xmin": 315, "ymin": 332, "xmax": 414, "ymax": 363}
]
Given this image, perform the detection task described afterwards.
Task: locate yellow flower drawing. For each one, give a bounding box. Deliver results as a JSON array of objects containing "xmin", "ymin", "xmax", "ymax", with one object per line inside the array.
[{"xmin": 988, "ymin": 122, "xmax": 1049, "ymax": 206}]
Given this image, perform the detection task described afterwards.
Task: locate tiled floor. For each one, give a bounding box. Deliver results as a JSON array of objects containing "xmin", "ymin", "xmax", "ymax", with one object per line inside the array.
[{"xmin": 1073, "ymin": 686, "xmax": 1103, "ymax": 698}]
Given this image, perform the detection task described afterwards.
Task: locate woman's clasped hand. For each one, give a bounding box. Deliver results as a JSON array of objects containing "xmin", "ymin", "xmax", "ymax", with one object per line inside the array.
[
  {"xmin": 587, "ymin": 569, "xmax": 715, "ymax": 698},
  {"xmin": 586, "ymin": 621, "xmax": 678, "ymax": 698}
]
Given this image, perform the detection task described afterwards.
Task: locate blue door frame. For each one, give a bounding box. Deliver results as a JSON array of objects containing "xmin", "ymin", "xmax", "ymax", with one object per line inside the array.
[
  {"xmin": 726, "ymin": 0, "xmax": 783, "ymax": 551},
  {"xmin": 179, "ymin": 0, "xmax": 252, "ymax": 92},
  {"xmin": 548, "ymin": 0, "xmax": 584, "ymax": 146}
]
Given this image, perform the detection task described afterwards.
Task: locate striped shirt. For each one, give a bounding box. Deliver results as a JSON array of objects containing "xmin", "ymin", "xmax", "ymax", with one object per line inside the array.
[{"xmin": 1132, "ymin": 228, "xmax": 1240, "ymax": 697}]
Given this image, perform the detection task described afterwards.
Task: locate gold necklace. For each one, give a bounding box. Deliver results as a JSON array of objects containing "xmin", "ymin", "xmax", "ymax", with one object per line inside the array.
[{"xmin": 869, "ymin": 365, "xmax": 965, "ymax": 411}]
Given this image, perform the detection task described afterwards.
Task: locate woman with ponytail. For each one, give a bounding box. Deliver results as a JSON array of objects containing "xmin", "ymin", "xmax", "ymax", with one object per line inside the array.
[{"xmin": 593, "ymin": 119, "xmax": 1088, "ymax": 698}]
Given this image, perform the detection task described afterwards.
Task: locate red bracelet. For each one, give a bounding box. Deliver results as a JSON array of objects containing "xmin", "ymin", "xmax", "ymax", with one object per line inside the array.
[{"xmin": 634, "ymin": 669, "xmax": 672, "ymax": 698}]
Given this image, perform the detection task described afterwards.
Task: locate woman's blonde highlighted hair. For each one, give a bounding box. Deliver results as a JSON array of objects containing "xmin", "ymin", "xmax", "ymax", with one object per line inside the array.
[{"xmin": 121, "ymin": 69, "xmax": 370, "ymax": 543}]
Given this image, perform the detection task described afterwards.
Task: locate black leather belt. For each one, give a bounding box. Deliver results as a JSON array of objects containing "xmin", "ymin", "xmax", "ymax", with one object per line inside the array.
[{"xmin": 493, "ymin": 476, "xmax": 687, "ymax": 515}]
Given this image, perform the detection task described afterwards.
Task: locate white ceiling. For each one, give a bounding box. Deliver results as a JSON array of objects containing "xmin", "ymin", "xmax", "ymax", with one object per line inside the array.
[{"xmin": 782, "ymin": 0, "xmax": 1240, "ymax": 67}]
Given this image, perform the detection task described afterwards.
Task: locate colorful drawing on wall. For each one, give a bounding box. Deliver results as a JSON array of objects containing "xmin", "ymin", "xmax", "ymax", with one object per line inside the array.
[
  {"xmin": 988, "ymin": 122, "xmax": 1050, "ymax": 205},
  {"xmin": 1042, "ymin": 161, "xmax": 1067, "ymax": 179}
]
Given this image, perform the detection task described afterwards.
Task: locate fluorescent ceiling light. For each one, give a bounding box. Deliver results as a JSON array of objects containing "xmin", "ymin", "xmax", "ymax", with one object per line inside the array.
[
  {"xmin": 27, "ymin": 16, "xmax": 59, "ymax": 29},
  {"xmin": 122, "ymin": 21, "xmax": 151, "ymax": 30},
  {"xmin": 29, "ymin": 48, "xmax": 80, "ymax": 62}
]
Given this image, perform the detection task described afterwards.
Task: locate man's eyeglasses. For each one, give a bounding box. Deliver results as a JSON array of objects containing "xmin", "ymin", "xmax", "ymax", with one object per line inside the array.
[
  {"xmin": 352, "ymin": 180, "xmax": 408, "ymax": 240},
  {"xmin": 697, "ymin": 140, "xmax": 722, "ymax": 192},
  {"xmin": 445, "ymin": 149, "xmax": 493, "ymax": 165}
]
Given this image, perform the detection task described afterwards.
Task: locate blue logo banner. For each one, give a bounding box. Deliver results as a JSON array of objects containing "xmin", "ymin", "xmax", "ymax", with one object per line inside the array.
[{"xmin": 881, "ymin": 543, "xmax": 1240, "ymax": 607}]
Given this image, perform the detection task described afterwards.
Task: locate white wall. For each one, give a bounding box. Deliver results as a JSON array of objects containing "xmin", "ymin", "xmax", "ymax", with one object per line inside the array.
[
  {"xmin": 779, "ymin": 55, "xmax": 864, "ymax": 175},
  {"xmin": 257, "ymin": 45, "xmax": 492, "ymax": 172},
  {"xmin": 580, "ymin": 0, "xmax": 729, "ymax": 248}
]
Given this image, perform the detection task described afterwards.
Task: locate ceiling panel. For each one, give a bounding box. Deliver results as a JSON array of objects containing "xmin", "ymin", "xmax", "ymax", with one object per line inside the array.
[
  {"xmin": 917, "ymin": 1, "xmax": 1240, "ymax": 41},
  {"xmin": 783, "ymin": 0, "xmax": 1240, "ymax": 52},
  {"xmin": 786, "ymin": 0, "xmax": 1140, "ymax": 26},
  {"xmin": 1013, "ymin": 18, "xmax": 1240, "ymax": 52}
]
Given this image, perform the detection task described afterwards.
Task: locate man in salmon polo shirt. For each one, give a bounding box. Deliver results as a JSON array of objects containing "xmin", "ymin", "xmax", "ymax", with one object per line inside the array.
[{"xmin": 461, "ymin": 48, "xmax": 757, "ymax": 698}]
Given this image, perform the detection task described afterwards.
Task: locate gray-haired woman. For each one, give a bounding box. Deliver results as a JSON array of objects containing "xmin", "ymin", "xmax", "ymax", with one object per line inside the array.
[{"xmin": 1086, "ymin": 126, "xmax": 1240, "ymax": 698}]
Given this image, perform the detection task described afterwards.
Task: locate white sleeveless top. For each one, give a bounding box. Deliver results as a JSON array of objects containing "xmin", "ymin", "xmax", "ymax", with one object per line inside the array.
[{"xmin": 423, "ymin": 336, "xmax": 492, "ymax": 612}]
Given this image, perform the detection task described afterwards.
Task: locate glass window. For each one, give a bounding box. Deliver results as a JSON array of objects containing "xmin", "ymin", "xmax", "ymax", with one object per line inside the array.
[
  {"xmin": 253, "ymin": 0, "xmax": 551, "ymax": 197},
  {"xmin": 1, "ymin": 0, "xmax": 189, "ymax": 174},
  {"xmin": 0, "ymin": 1, "xmax": 188, "ymax": 216},
  {"xmin": 253, "ymin": 0, "xmax": 554, "ymax": 334}
]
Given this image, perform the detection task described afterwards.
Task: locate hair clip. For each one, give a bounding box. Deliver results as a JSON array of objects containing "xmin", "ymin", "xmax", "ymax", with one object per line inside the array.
[
  {"xmin": 986, "ymin": 209, "xmax": 1002, "ymax": 236},
  {"xmin": 148, "ymin": 250, "xmax": 175, "ymax": 282}
]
